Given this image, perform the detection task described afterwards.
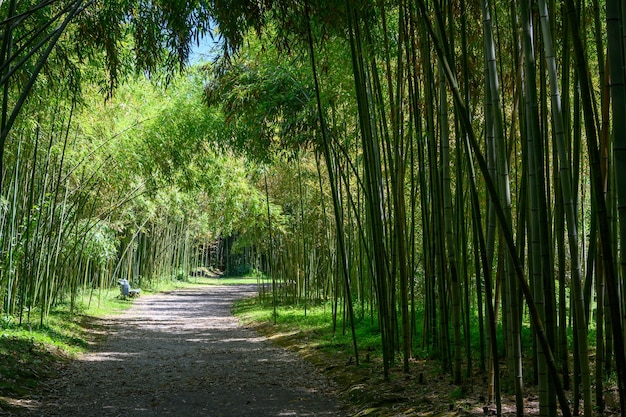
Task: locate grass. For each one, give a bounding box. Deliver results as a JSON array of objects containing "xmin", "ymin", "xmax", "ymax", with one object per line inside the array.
[
  {"xmin": 0, "ymin": 273, "xmax": 257, "ymax": 413},
  {"xmin": 0, "ymin": 308, "xmax": 91, "ymax": 413},
  {"xmin": 234, "ymin": 297, "xmax": 383, "ymax": 355},
  {"xmin": 232, "ymin": 297, "xmax": 625, "ymax": 417},
  {"xmin": 154, "ymin": 273, "xmax": 261, "ymax": 290}
]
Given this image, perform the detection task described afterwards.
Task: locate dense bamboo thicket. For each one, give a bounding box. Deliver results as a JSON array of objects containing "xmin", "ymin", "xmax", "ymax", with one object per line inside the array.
[
  {"xmin": 3, "ymin": 0, "xmax": 626, "ymax": 416},
  {"xmin": 204, "ymin": 1, "xmax": 626, "ymax": 416},
  {"xmin": 0, "ymin": 65, "xmax": 269, "ymax": 319}
]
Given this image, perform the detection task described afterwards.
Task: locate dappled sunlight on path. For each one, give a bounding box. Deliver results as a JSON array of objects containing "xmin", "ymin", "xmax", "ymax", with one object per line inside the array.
[{"xmin": 27, "ymin": 285, "xmax": 344, "ymax": 417}]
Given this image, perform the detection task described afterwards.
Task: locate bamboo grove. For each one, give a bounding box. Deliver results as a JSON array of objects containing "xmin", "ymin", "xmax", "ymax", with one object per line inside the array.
[
  {"xmin": 206, "ymin": 0, "xmax": 626, "ymax": 416},
  {"xmin": 2, "ymin": 0, "xmax": 626, "ymax": 416}
]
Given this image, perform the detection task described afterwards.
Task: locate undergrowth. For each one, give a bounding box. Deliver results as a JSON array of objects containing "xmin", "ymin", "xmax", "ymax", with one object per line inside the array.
[{"xmin": 232, "ymin": 296, "xmax": 623, "ymax": 417}]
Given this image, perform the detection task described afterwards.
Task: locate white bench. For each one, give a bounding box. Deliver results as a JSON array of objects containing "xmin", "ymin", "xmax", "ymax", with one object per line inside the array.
[
  {"xmin": 118, "ymin": 279, "xmax": 141, "ymax": 299},
  {"xmin": 128, "ymin": 289, "xmax": 141, "ymax": 297}
]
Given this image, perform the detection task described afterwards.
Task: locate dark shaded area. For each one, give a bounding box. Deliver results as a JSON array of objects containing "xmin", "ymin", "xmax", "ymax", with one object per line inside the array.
[{"xmin": 0, "ymin": 338, "xmax": 62, "ymax": 398}]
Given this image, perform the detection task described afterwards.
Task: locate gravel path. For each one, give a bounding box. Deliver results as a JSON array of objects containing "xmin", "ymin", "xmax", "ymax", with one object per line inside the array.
[{"xmin": 28, "ymin": 285, "xmax": 345, "ymax": 417}]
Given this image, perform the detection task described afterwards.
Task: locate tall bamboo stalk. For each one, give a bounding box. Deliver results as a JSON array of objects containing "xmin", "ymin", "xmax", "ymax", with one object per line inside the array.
[{"xmin": 305, "ymin": 0, "xmax": 359, "ymax": 365}]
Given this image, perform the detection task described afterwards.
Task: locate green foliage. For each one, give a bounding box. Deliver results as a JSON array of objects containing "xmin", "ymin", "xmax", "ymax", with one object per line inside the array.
[
  {"xmin": 0, "ymin": 54, "xmax": 278, "ymax": 317},
  {"xmin": 73, "ymin": 220, "xmax": 118, "ymax": 266},
  {"xmin": 206, "ymin": 41, "xmax": 317, "ymax": 162},
  {"xmin": 4, "ymin": 0, "xmax": 626, "ymax": 412}
]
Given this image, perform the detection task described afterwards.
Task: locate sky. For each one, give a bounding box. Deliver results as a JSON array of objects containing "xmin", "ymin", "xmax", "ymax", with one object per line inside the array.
[{"xmin": 189, "ymin": 31, "xmax": 223, "ymax": 64}]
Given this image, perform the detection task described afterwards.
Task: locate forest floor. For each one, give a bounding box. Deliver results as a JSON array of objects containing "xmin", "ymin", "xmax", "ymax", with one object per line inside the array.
[
  {"xmin": 243, "ymin": 309, "xmax": 623, "ymax": 417},
  {"xmin": 1, "ymin": 283, "xmax": 621, "ymax": 417},
  {"xmin": 2, "ymin": 285, "xmax": 345, "ymax": 416}
]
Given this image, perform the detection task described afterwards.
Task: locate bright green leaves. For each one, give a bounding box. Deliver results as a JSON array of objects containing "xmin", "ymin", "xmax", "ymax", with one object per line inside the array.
[
  {"xmin": 206, "ymin": 49, "xmax": 316, "ymax": 162},
  {"xmin": 73, "ymin": 220, "xmax": 118, "ymax": 267},
  {"xmin": 84, "ymin": 69, "xmax": 275, "ymax": 258}
]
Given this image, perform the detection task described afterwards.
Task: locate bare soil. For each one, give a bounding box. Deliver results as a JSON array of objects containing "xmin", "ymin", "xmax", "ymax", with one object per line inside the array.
[{"xmin": 17, "ymin": 285, "xmax": 345, "ymax": 417}]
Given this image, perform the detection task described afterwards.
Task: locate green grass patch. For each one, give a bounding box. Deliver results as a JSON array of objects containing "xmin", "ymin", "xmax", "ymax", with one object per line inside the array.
[
  {"xmin": 233, "ymin": 297, "xmax": 382, "ymax": 356},
  {"xmin": 72, "ymin": 288, "xmax": 137, "ymax": 317},
  {"xmin": 0, "ymin": 309, "xmax": 89, "ymax": 402},
  {"xmin": 141, "ymin": 274, "xmax": 261, "ymax": 293}
]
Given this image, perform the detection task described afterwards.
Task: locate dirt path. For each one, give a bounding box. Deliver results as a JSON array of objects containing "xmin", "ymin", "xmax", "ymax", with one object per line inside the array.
[{"xmin": 28, "ymin": 285, "xmax": 345, "ymax": 417}]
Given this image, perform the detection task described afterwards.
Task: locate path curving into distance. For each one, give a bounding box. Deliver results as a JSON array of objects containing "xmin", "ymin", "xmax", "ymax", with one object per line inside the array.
[{"xmin": 27, "ymin": 285, "xmax": 345, "ymax": 417}]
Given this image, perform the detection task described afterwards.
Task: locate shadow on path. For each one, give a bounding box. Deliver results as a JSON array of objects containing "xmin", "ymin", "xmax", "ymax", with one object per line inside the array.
[{"xmin": 28, "ymin": 285, "xmax": 344, "ymax": 417}]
